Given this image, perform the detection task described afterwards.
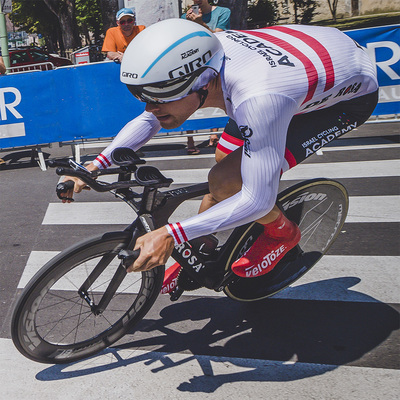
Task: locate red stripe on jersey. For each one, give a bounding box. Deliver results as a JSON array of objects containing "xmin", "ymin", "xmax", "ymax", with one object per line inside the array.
[
  {"xmin": 242, "ymin": 30, "xmax": 318, "ymax": 105},
  {"xmin": 104, "ymin": 154, "xmax": 112, "ymax": 167},
  {"xmin": 217, "ymin": 143, "xmax": 232, "ymax": 155},
  {"xmin": 221, "ymin": 132, "xmax": 244, "ymax": 147},
  {"xmin": 270, "ymin": 26, "xmax": 335, "ymax": 91},
  {"xmin": 168, "ymin": 224, "xmax": 181, "ymax": 243},
  {"xmin": 97, "ymin": 153, "xmax": 111, "ymax": 168},
  {"xmin": 95, "ymin": 155, "xmax": 107, "ymax": 169},
  {"xmin": 285, "ymin": 148, "xmax": 297, "ymax": 169},
  {"xmin": 177, "ymin": 222, "xmax": 188, "ymax": 242}
]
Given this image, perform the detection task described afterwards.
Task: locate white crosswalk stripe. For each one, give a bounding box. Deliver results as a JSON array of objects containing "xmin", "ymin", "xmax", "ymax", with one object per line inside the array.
[
  {"xmin": 1, "ymin": 337, "xmax": 398, "ymax": 399},
  {"xmin": 18, "ymin": 252, "xmax": 400, "ymax": 304},
  {"xmin": 41, "ymin": 195, "xmax": 400, "ymax": 224},
  {"xmin": 85, "ymin": 159, "xmax": 400, "ymax": 185}
]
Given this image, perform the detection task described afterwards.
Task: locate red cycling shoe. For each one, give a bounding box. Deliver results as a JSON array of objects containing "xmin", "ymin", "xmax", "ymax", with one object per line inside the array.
[
  {"xmin": 160, "ymin": 262, "xmax": 181, "ymax": 294},
  {"xmin": 232, "ymin": 212, "xmax": 301, "ymax": 278}
]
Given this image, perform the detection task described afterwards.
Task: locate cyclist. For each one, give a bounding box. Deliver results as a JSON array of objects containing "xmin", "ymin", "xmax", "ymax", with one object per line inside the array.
[{"xmin": 62, "ymin": 19, "xmax": 378, "ymax": 285}]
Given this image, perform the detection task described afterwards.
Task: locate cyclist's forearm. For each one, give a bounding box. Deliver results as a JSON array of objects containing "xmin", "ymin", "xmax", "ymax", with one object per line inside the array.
[
  {"xmin": 93, "ymin": 111, "xmax": 161, "ymax": 169},
  {"xmin": 166, "ymin": 185, "xmax": 274, "ymax": 245}
]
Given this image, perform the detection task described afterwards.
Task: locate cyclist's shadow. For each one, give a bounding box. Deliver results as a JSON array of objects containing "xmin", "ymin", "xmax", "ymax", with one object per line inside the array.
[{"xmin": 36, "ymin": 277, "xmax": 399, "ymax": 392}]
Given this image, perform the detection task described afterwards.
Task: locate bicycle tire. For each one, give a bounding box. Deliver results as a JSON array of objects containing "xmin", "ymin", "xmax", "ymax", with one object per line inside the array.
[
  {"xmin": 223, "ymin": 179, "xmax": 349, "ymax": 302},
  {"xmin": 11, "ymin": 231, "xmax": 164, "ymax": 364}
]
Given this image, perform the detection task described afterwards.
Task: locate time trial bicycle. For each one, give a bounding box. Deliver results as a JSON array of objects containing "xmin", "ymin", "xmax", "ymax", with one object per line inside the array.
[{"xmin": 11, "ymin": 147, "xmax": 348, "ymax": 364}]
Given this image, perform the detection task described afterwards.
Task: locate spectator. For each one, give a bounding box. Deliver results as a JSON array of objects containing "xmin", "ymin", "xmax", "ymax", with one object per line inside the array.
[
  {"xmin": 0, "ymin": 56, "xmax": 6, "ymax": 75},
  {"xmin": 102, "ymin": 7, "xmax": 145, "ymax": 63},
  {"xmin": 182, "ymin": 1, "xmax": 231, "ymax": 154},
  {"xmin": 182, "ymin": 0, "xmax": 231, "ymax": 33}
]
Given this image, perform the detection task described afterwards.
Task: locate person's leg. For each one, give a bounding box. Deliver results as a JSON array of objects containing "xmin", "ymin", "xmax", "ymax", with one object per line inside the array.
[
  {"xmin": 199, "ymin": 145, "xmax": 300, "ymax": 278},
  {"xmin": 199, "ymin": 146, "xmax": 281, "ymax": 222},
  {"xmin": 165, "ymin": 92, "xmax": 379, "ymax": 287},
  {"xmin": 187, "ymin": 134, "xmax": 200, "ymax": 155},
  {"xmin": 232, "ymin": 91, "xmax": 379, "ymax": 278},
  {"xmin": 208, "ymin": 128, "xmax": 219, "ymax": 147}
]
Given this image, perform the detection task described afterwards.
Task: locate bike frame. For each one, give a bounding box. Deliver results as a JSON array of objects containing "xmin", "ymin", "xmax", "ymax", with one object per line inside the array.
[{"xmin": 55, "ymin": 161, "xmax": 264, "ymax": 304}]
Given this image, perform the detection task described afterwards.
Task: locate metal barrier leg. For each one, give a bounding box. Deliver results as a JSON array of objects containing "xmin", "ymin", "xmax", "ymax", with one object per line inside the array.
[
  {"xmin": 35, "ymin": 147, "xmax": 47, "ymax": 171},
  {"xmin": 74, "ymin": 144, "xmax": 81, "ymax": 164},
  {"xmin": 70, "ymin": 143, "xmax": 81, "ymax": 164}
]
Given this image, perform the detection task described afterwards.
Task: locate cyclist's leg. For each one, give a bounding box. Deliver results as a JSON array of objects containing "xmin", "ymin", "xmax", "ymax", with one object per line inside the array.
[
  {"xmin": 162, "ymin": 120, "xmax": 242, "ymax": 293},
  {"xmin": 231, "ymin": 91, "xmax": 378, "ymax": 278},
  {"xmin": 283, "ymin": 90, "xmax": 379, "ymax": 169}
]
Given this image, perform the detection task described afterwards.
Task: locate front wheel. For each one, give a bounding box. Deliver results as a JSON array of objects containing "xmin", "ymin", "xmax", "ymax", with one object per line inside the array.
[
  {"xmin": 223, "ymin": 179, "xmax": 349, "ymax": 302},
  {"xmin": 11, "ymin": 231, "xmax": 164, "ymax": 364}
]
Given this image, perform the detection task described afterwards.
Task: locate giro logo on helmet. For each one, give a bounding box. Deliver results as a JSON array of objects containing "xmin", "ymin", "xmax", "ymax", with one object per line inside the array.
[
  {"xmin": 122, "ymin": 72, "xmax": 139, "ymax": 79},
  {"xmin": 168, "ymin": 50, "xmax": 212, "ymax": 78}
]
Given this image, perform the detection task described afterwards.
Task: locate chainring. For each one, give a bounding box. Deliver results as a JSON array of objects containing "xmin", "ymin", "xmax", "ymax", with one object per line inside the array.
[{"xmin": 177, "ymin": 268, "xmax": 203, "ymax": 291}]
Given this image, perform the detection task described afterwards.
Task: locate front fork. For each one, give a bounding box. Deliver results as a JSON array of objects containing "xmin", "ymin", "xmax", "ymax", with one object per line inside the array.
[{"xmin": 78, "ymin": 214, "xmax": 154, "ymax": 315}]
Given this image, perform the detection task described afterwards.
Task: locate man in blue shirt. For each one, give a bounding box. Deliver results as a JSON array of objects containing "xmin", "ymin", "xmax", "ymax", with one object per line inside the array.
[{"xmin": 182, "ymin": 0, "xmax": 231, "ymax": 32}]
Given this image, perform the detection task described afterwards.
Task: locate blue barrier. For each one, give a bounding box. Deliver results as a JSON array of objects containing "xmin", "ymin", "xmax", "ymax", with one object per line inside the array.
[
  {"xmin": 0, "ymin": 25, "xmax": 398, "ymax": 152},
  {"xmin": 345, "ymin": 24, "xmax": 400, "ymax": 117},
  {"xmin": 0, "ymin": 61, "xmax": 229, "ymax": 150}
]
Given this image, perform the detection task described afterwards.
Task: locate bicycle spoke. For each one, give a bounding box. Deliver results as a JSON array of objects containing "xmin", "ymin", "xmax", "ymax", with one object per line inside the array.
[
  {"xmin": 36, "ymin": 309, "xmax": 93, "ymax": 331},
  {"xmin": 56, "ymin": 311, "xmax": 97, "ymax": 344},
  {"xmin": 39, "ymin": 299, "xmax": 89, "ymax": 342},
  {"xmin": 37, "ymin": 292, "xmax": 89, "ymax": 311},
  {"xmin": 73, "ymin": 297, "xmax": 85, "ymax": 344}
]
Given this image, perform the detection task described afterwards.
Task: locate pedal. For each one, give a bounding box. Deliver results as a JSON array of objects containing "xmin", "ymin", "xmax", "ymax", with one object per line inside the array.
[
  {"xmin": 283, "ymin": 244, "xmax": 304, "ymax": 262},
  {"xmin": 169, "ymin": 286, "xmax": 184, "ymax": 301}
]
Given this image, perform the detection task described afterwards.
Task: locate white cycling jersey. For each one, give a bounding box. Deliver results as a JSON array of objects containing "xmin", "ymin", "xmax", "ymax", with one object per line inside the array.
[{"xmin": 94, "ymin": 25, "xmax": 378, "ymax": 244}]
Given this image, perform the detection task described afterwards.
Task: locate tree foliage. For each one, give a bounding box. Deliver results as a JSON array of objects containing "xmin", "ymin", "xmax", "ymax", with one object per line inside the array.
[
  {"xmin": 292, "ymin": 0, "xmax": 319, "ymax": 24},
  {"xmin": 9, "ymin": 0, "xmax": 104, "ymax": 53},
  {"xmin": 76, "ymin": 0, "xmax": 103, "ymax": 44},
  {"xmin": 9, "ymin": 0, "xmax": 62, "ymax": 52},
  {"xmin": 326, "ymin": 0, "xmax": 339, "ymax": 22},
  {"xmin": 42, "ymin": 0, "xmax": 80, "ymax": 50},
  {"xmin": 8, "ymin": 0, "xmax": 322, "ymax": 56},
  {"xmin": 247, "ymin": 0, "xmax": 277, "ymax": 28},
  {"xmin": 216, "ymin": 0, "xmax": 249, "ymax": 29}
]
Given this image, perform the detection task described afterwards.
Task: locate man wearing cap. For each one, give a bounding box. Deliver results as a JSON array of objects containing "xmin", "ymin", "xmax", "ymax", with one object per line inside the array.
[{"xmin": 102, "ymin": 8, "xmax": 145, "ymax": 62}]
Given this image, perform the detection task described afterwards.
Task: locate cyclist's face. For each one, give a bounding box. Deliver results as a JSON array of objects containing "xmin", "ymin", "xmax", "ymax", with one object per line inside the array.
[{"xmin": 145, "ymin": 93, "xmax": 200, "ymax": 129}]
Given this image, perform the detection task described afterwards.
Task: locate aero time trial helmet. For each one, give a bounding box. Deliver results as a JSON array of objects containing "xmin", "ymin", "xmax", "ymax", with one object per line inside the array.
[{"xmin": 120, "ymin": 18, "xmax": 225, "ymax": 104}]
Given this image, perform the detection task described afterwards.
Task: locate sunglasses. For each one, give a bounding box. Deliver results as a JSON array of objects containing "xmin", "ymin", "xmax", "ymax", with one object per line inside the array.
[
  {"xmin": 119, "ymin": 18, "xmax": 134, "ymax": 25},
  {"xmin": 126, "ymin": 71, "xmax": 205, "ymax": 104}
]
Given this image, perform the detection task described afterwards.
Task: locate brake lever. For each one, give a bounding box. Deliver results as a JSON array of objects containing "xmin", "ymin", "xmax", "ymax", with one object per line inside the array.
[
  {"xmin": 69, "ymin": 159, "xmax": 91, "ymax": 173},
  {"xmin": 118, "ymin": 249, "xmax": 140, "ymax": 269}
]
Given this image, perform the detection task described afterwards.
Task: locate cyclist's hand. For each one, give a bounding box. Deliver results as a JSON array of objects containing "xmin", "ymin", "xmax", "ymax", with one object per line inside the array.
[
  {"xmin": 58, "ymin": 162, "xmax": 99, "ymax": 203},
  {"xmin": 128, "ymin": 227, "xmax": 175, "ymax": 272},
  {"xmin": 58, "ymin": 176, "xmax": 89, "ymax": 203}
]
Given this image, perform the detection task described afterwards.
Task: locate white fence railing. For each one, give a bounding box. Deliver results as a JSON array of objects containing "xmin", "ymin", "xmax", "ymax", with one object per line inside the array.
[{"xmin": 8, "ymin": 62, "xmax": 54, "ymax": 74}]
